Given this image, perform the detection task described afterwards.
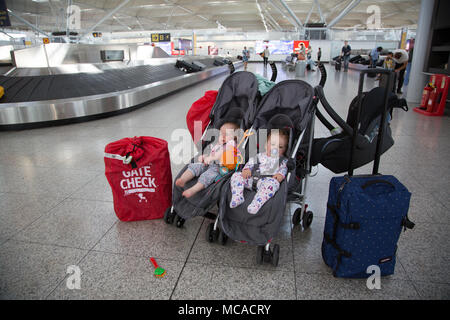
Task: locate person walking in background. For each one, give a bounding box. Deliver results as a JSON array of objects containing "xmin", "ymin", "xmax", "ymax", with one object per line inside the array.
[
  {"xmin": 404, "ymin": 43, "xmax": 414, "ymax": 86},
  {"xmin": 263, "ymin": 46, "xmax": 270, "ymax": 68},
  {"xmin": 341, "ymin": 40, "xmax": 351, "ymax": 72},
  {"xmin": 242, "ymin": 46, "xmax": 250, "ymax": 71},
  {"xmin": 369, "ymin": 46, "xmax": 383, "ymax": 68},
  {"xmin": 306, "ymin": 46, "xmax": 316, "ymax": 71},
  {"xmin": 392, "ymin": 48, "xmax": 409, "ymax": 95},
  {"xmin": 317, "ymin": 47, "xmax": 322, "ymax": 63}
]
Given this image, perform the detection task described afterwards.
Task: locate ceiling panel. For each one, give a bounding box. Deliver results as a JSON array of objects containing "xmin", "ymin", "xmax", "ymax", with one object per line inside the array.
[{"xmin": 3, "ymin": 0, "xmax": 421, "ymax": 34}]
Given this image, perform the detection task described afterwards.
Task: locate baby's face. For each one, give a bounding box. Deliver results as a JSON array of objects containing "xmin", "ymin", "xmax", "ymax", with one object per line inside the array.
[
  {"xmin": 267, "ymin": 132, "xmax": 288, "ymax": 157},
  {"xmin": 218, "ymin": 123, "xmax": 238, "ymax": 144}
]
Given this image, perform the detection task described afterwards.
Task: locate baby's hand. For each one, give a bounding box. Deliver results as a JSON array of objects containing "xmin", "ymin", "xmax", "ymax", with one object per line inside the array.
[
  {"xmin": 273, "ymin": 173, "xmax": 284, "ymax": 183},
  {"xmin": 198, "ymin": 155, "xmax": 205, "ymax": 163},
  {"xmin": 242, "ymin": 169, "xmax": 252, "ymax": 179},
  {"xmin": 203, "ymin": 156, "xmax": 213, "ymax": 165}
]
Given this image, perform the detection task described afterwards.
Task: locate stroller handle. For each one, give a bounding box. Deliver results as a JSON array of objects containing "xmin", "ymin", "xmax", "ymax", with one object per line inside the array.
[
  {"xmin": 314, "ymin": 86, "xmax": 354, "ymax": 137},
  {"xmin": 360, "ymin": 68, "xmax": 393, "ymax": 75}
]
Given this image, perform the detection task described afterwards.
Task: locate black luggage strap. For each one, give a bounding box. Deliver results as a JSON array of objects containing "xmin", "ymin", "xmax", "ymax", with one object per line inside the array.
[
  {"xmin": 402, "ymin": 215, "xmax": 415, "ymax": 231},
  {"xmin": 327, "ymin": 204, "xmax": 360, "ymax": 230},
  {"xmin": 324, "ymin": 176, "xmax": 355, "ymax": 276},
  {"xmin": 336, "ymin": 175, "xmax": 351, "ymax": 209}
]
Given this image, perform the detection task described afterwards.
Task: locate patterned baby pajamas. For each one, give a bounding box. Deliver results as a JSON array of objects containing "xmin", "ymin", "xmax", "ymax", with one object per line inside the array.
[
  {"xmin": 187, "ymin": 140, "xmax": 236, "ymax": 188},
  {"xmin": 230, "ymin": 153, "xmax": 288, "ymax": 214}
]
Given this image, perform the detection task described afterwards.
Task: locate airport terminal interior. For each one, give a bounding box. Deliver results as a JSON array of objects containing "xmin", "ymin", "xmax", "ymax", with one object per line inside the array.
[{"xmin": 0, "ymin": 0, "xmax": 449, "ymax": 300}]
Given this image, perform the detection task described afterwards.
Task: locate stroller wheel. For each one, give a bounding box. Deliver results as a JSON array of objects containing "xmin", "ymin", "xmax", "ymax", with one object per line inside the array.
[
  {"xmin": 164, "ymin": 207, "xmax": 175, "ymax": 224},
  {"xmin": 292, "ymin": 208, "xmax": 302, "ymax": 226},
  {"xmin": 256, "ymin": 246, "xmax": 264, "ymax": 265},
  {"xmin": 206, "ymin": 223, "xmax": 215, "ymax": 243},
  {"xmin": 302, "ymin": 211, "xmax": 314, "ymax": 230},
  {"xmin": 219, "ymin": 230, "xmax": 228, "ymax": 246},
  {"xmin": 206, "ymin": 223, "xmax": 219, "ymax": 243},
  {"xmin": 271, "ymin": 244, "xmax": 280, "ymax": 267},
  {"xmin": 175, "ymin": 215, "xmax": 185, "ymax": 228}
]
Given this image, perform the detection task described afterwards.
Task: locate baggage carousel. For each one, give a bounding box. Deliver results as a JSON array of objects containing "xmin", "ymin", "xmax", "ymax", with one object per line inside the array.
[{"xmin": 0, "ymin": 57, "xmax": 242, "ymax": 130}]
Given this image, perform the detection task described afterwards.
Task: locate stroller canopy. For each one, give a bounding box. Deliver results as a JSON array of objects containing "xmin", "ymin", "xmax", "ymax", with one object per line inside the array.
[
  {"xmin": 250, "ymin": 80, "xmax": 315, "ymax": 133},
  {"xmin": 210, "ymin": 71, "xmax": 259, "ymax": 130}
]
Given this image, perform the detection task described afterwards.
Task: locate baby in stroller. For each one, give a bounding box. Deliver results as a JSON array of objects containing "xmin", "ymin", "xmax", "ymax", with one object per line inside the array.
[
  {"xmin": 175, "ymin": 121, "xmax": 240, "ymax": 198},
  {"xmin": 229, "ymin": 129, "xmax": 289, "ymax": 214}
]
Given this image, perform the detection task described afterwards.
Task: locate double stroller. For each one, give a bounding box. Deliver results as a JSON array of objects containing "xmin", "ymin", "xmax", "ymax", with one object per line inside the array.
[{"xmin": 166, "ymin": 70, "xmax": 318, "ymax": 267}]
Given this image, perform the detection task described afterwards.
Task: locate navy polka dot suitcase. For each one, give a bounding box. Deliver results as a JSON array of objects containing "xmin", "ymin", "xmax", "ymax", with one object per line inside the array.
[
  {"xmin": 321, "ymin": 175, "xmax": 414, "ymax": 278},
  {"xmin": 321, "ymin": 71, "xmax": 414, "ymax": 278}
]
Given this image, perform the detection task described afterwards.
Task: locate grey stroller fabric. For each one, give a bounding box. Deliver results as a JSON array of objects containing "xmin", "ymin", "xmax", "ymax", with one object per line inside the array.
[
  {"xmin": 173, "ymin": 71, "xmax": 260, "ymax": 220},
  {"xmin": 211, "ymin": 71, "xmax": 261, "ymax": 130},
  {"xmin": 219, "ymin": 80, "xmax": 315, "ymax": 245}
]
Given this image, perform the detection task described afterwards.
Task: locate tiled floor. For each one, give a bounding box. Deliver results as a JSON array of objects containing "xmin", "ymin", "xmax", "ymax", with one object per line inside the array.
[{"xmin": 0, "ymin": 63, "xmax": 449, "ymax": 300}]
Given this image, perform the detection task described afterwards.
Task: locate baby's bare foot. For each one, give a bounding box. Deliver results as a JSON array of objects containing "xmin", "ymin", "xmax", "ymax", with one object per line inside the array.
[
  {"xmin": 182, "ymin": 189, "xmax": 196, "ymax": 198},
  {"xmin": 175, "ymin": 178, "xmax": 185, "ymax": 188}
]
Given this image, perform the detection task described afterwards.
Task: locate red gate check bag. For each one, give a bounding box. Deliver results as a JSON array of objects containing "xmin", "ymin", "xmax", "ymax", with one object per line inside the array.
[{"xmin": 104, "ymin": 136, "xmax": 172, "ymax": 221}]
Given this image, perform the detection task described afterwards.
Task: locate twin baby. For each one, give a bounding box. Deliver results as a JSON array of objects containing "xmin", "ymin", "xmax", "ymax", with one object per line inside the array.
[{"xmin": 175, "ymin": 121, "xmax": 289, "ymax": 214}]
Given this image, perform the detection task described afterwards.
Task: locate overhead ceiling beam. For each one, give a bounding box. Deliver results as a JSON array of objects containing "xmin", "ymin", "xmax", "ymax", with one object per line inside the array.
[
  {"xmin": 324, "ymin": 0, "xmax": 348, "ymax": 21},
  {"xmin": 0, "ymin": 29, "xmax": 13, "ymax": 39},
  {"xmin": 256, "ymin": 0, "xmax": 269, "ymax": 32},
  {"xmin": 315, "ymin": 0, "xmax": 326, "ymax": 24},
  {"xmin": 113, "ymin": 15, "xmax": 132, "ymax": 31},
  {"xmin": 264, "ymin": 17, "xmax": 277, "ymax": 31},
  {"xmin": 278, "ymin": 0, "xmax": 303, "ymax": 29},
  {"xmin": 304, "ymin": 3, "xmax": 314, "ymax": 25},
  {"xmin": 81, "ymin": 0, "xmax": 131, "ymax": 38},
  {"xmin": 327, "ymin": 0, "xmax": 362, "ymax": 28},
  {"xmin": 263, "ymin": 6, "xmax": 283, "ymax": 32},
  {"xmin": 7, "ymin": 9, "xmax": 50, "ymax": 37},
  {"xmin": 73, "ymin": 2, "xmax": 166, "ymax": 29},
  {"xmin": 266, "ymin": 0, "xmax": 298, "ymax": 31}
]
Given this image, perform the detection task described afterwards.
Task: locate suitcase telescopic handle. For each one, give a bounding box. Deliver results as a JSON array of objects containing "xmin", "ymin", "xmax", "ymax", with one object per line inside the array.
[{"xmin": 361, "ymin": 179, "xmax": 395, "ymax": 190}]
